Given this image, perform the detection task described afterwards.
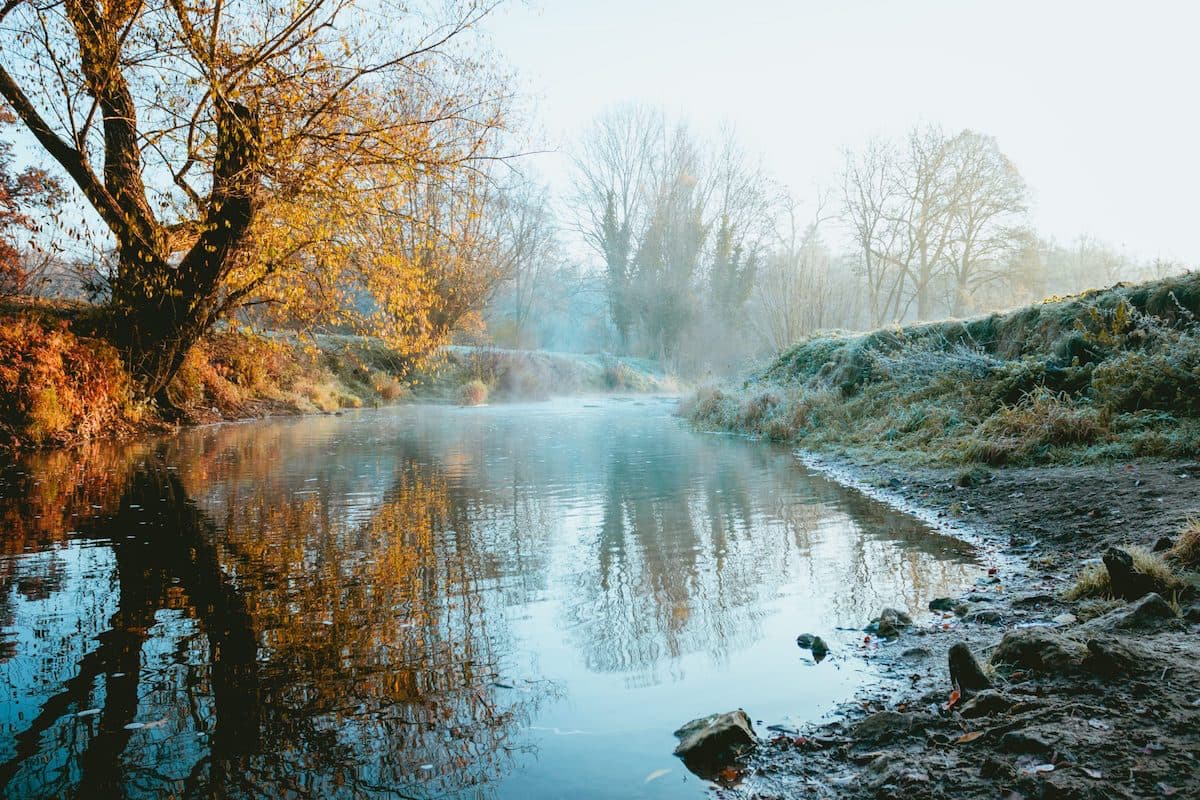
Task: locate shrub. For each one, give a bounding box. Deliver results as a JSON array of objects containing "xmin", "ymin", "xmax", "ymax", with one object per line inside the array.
[
  {"xmin": 0, "ymin": 315, "xmax": 139, "ymax": 446},
  {"xmin": 1168, "ymin": 520, "xmax": 1200, "ymax": 570},
  {"xmin": 458, "ymin": 379, "xmax": 488, "ymax": 406}
]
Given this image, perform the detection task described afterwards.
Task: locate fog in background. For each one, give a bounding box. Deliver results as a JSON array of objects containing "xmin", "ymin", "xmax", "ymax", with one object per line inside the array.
[{"xmin": 16, "ymin": 0, "xmax": 1199, "ymax": 377}]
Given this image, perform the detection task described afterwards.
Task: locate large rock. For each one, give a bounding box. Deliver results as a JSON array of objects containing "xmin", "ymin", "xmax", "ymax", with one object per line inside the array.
[
  {"xmin": 990, "ymin": 629, "xmax": 1084, "ymax": 673},
  {"xmin": 1086, "ymin": 592, "xmax": 1178, "ymax": 632},
  {"xmin": 672, "ymin": 710, "xmax": 756, "ymax": 777},
  {"xmin": 1082, "ymin": 637, "xmax": 1143, "ymax": 677},
  {"xmin": 948, "ymin": 642, "xmax": 993, "ymax": 693},
  {"xmin": 1103, "ymin": 547, "xmax": 1165, "ymax": 601}
]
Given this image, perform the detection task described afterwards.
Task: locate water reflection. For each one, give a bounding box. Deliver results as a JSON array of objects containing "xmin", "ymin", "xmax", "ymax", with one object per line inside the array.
[{"xmin": 0, "ymin": 400, "xmax": 980, "ymax": 799}]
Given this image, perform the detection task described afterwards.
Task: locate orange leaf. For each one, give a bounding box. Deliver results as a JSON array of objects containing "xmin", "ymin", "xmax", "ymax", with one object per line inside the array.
[{"xmin": 955, "ymin": 730, "xmax": 985, "ymax": 744}]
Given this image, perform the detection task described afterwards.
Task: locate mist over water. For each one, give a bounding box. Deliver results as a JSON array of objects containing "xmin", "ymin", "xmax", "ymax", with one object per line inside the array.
[{"xmin": 0, "ymin": 399, "xmax": 981, "ymax": 798}]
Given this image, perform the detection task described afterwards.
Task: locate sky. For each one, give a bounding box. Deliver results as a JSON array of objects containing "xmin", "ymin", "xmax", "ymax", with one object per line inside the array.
[{"xmin": 484, "ymin": 0, "xmax": 1200, "ymax": 263}]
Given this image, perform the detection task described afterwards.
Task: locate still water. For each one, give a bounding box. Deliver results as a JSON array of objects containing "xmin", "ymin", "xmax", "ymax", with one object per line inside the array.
[{"xmin": 0, "ymin": 398, "xmax": 980, "ymax": 799}]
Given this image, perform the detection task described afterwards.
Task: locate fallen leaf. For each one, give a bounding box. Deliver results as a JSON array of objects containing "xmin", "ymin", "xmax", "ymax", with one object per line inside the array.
[
  {"xmin": 944, "ymin": 689, "xmax": 961, "ymax": 710},
  {"xmin": 717, "ymin": 766, "xmax": 741, "ymax": 783},
  {"xmin": 643, "ymin": 769, "xmax": 671, "ymax": 783},
  {"xmin": 1157, "ymin": 784, "xmax": 1178, "ymax": 797},
  {"xmin": 1080, "ymin": 767, "xmax": 1102, "ymax": 779},
  {"xmin": 955, "ymin": 730, "xmax": 985, "ymax": 744}
]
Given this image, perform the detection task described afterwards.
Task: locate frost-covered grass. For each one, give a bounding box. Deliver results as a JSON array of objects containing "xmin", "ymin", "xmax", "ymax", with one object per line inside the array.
[{"xmin": 684, "ymin": 271, "xmax": 1200, "ymax": 466}]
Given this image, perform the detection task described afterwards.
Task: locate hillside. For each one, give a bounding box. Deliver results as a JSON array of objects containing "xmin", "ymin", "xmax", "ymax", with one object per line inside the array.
[{"xmin": 685, "ymin": 272, "xmax": 1200, "ymax": 465}]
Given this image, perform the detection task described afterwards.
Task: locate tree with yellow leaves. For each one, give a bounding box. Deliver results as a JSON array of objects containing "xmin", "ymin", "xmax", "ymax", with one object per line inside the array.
[{"xmin": 0, "ymin": 0, "xmax": 509, "ymax": 402}]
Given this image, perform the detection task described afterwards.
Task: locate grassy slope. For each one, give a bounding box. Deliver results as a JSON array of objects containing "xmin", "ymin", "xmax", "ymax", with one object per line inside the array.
[{"xmin": 685, "ymin": 272, "xmax": 1200, "ymax": 465}]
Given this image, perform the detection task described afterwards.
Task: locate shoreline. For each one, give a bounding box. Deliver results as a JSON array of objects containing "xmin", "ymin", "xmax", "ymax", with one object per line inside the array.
[{"xmin": 719, "ymin": 453, "xmax": 1200, "ymax": 799}]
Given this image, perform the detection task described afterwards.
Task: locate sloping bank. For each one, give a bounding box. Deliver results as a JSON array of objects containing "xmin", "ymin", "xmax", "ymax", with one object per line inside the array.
[
  {"xmin": 678, "ymin": 275, "xmax": 1200, "ymax": 799},
  {"xmin": 0, "ymin": 299, "xmax": 671, "ymax": 449}
]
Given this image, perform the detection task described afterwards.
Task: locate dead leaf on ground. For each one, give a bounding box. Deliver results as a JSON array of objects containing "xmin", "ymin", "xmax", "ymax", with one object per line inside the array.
[{"xmin": 955, "ymin": 730, "xmax": 985, "ymax": 744}]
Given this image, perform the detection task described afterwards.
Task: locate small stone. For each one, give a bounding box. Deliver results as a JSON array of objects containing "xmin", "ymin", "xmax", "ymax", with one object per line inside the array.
[
  {"xmin": 949, "ymin": 642, "xmax": 993, "ymax": 693},
  {"xmin": 868, "ymin": 608, "xmax": 914, "ymax": 638},
  {"xmin": 965, "ymin": 609, "xmax": 1003, "ymax": 625},
  {"xmin": 928, "ymin": 597, "xmax": 956, "ymax": 612},
  {"xmin": 953, "ymin": 604, "xmax": 970, "ymax": 617},
  {"xmin": 796, "ymin": 633, "xmax": 816, "ymax": 649},
  {"xmin": 1183, "ymin": 606, "xmax": 1200, "ymax": 623},
  {"xmin": 900, "ymin": 647, "xmax": 932, "ymax": 660},
  {"xmin": 853, "ymin": 711, "xmax": 920, "ymax": 744},
  {"xmin": 959, "ymin": 690, "xmax": 1013, "ymax": 719},
  {"xmin": 1000, "ymin": 730, "xmax": 1052, "ymax": 755},
  {"xmin": 810, "ymin": 636, "xmax": 829, "ymax": 661},
  {"xmin": 1152, "ymin": 536, "xmax": 1175, "ymax": 553},
  {"xmin": 1011, "ymin": 593, "xmax": 1055, "ymax": 609}
]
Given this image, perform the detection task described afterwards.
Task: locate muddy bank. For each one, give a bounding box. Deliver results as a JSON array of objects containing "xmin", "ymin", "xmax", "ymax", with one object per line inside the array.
[{"xmin": 706, "ymin": 457, "xmax": 1200, "ymax": 799}]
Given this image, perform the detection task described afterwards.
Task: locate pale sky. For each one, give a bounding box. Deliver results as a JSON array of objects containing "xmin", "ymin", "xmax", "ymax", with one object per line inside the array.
[{"xmin": 484, "ymin": 0, "xmax": 1200, "ymax": 263}]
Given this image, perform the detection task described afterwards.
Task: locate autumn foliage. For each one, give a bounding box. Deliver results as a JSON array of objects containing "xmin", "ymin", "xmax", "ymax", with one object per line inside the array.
[{"xmin": 0, "ymin": 312, "xmax": 140, "ymax": 446}]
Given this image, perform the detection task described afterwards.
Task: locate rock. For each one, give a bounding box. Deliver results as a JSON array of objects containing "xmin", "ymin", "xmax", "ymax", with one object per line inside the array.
[
  {"xmin": 1000, "ymin": 730, "xmax": 1053, "ymax": 755},
  {"xmin": 867, "ymin": 755, "xmax": 930, "ymax": 795},
  {"xmin": 810, "ymin": 636, "xmax": 829, "ymax": 661},
  {"xmin": 852, "ymin": 711, "xmax": 921, "ymax": 745},
  {"xmin": 796, "ymin": 633, "xmax": 816, "ymax": 648},
  {"xmin": 1103, "ymin": 547, "xmax": 1164, "ymax": 601},
  {"xmin": 959, "ymin": 690, "xmax": 1013, "ymax": 719},
  {"xmin": 954, "ymin": 604, "xmax": 970, "ymax": 617},
  {"xmin": 965, "ymin": 609, "xmax": 1004, "ymax": 625},
  {"xmin": 949, "ymin": 642, "xmax": 993, "ymax": 693},
  {"xmin": 1183, "ymin": 605, "xmax": 1200, "ymax": 623},
  {"xmin": 868, "ymin": 608, "xmax": 914, "ymax": 638},
  {"xmin": 1011, "ymin": 593, "xmax": 1055, "ymax": 609},
  {"xmin": 1083, "ymin": 637, "xmax": 1143, "ymax": 677},
  {"xmin": 672, "ymin": 710, "xmax": 756, "ymax": 777},
  {"xmin": 1153, "ymin": 536, "xmax": 1175, "ymax": 552},
  {"xmin": 991, "ymin": 629, "xmax": 1084, "ymax": 673},
  {"xmin": 978, "ymin": 755, "xmax": 1016, "ymax": 780},
  {"xmin": 928, "ymin": 597, "xmax": 956, "ymax": 612},
  {"xmin": 1086, "ymin": 592, "xmax": 1177, "ymax": 632},
  {"xmin": 900, "ymin": 646, "xmax": 931, "ymax": 660}
]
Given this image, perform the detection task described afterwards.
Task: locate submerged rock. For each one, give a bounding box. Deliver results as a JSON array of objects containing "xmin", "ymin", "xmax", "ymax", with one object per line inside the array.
[
  {"xmin": 948, "ymin": 642, "xmax": 993, "ymax": 693},
  {"xmin": 672, "ymin": 710, "xmax": 756, "ymax": 778},
  {"xmin": 991, "ymin": 628, "xmax": 1084, "ymax": 673},
  {"xmin": 795, "ymin": 633, "xmax": 816, "ymax": 648}
]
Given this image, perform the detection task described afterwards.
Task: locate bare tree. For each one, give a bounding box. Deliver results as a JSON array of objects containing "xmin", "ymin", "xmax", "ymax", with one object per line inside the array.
[{"xmin": 942, "ymin": 131, "xmax": 1029, "ymax": 315}]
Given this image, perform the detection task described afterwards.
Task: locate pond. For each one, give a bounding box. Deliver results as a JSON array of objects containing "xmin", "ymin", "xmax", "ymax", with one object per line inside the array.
[{"xmin": 0, "ymin": 397, "xmax": 981, "ymax": 799}]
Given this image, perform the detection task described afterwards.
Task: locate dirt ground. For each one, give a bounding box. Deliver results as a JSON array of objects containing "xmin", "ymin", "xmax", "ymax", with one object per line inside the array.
[{"xmin": 717, "ymin": 456, "xmax": 1200, "ymax": 799}]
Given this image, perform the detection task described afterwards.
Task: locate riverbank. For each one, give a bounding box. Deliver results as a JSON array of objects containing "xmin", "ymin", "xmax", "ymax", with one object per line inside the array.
[
  {"xmin": 707, "ymin": 454, "xmax": 1200, "ymax": 799},
  {"xmin": 0, "ymin": 299, "xmax": 671, "ymax": 449},
  {"xmin": 685, "ymin": 272, "xmax": 1200, "ymax": 466}
]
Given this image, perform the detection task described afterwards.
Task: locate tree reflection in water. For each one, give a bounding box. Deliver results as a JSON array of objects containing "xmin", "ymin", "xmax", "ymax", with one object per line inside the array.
[
  {"xmin": 0, "ymin": 401, "xmax": 981, "ymax": 799},
  {"xmin": 0, "ymin": 443, "xmax": 544, "ymax": 799}
]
